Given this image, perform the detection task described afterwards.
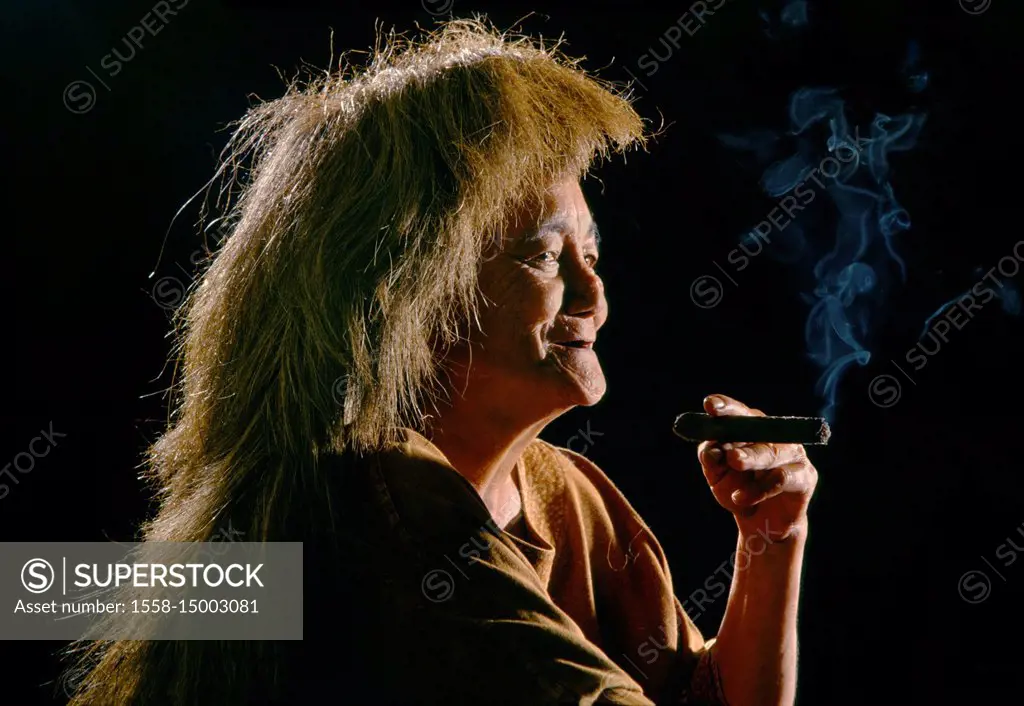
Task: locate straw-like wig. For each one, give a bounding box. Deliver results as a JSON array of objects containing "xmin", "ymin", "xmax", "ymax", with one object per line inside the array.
[{"xmin": 64, "ymin": 16, "xmax": 645, "ymax": 704}]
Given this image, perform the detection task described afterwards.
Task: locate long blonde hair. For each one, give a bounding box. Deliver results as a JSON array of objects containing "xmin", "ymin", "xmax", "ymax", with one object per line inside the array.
[{"xmin": 64, "ymin": 17, "xmax": 645, "ymax": 704}]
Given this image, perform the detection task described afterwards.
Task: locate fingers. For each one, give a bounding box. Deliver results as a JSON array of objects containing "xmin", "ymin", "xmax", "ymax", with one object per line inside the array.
[
  {"xmin": 730, "ymin": 460, "xmax": 816, "ymax": 506},
  {"xmin": 703, "ymin": 394, "xmax": 765, "ymax": 418},
  {"xmin": 700, "ymin": 395, "xmax": 800, "ymax": 466},
  {"xmin": 697, "ymin": 395, "xmax": 818, "ymax": 515},
  {"xmin": 699, "ymin": 439, "xmax": 807, "ymax": 482},
  {"xmin": 720, "ymin": 441, "xmax": 805, "ymax": 471}
]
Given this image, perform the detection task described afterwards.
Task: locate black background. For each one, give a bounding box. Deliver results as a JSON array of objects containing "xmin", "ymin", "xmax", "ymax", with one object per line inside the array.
[{"xmin": 5, "ymin": 0, "xmax": 1023, "ymax": 704}]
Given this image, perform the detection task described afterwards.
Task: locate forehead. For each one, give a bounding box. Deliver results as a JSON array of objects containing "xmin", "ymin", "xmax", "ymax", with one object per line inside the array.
[
  {"xmin": 539, "ymin": 179, "xmax": 591, "ymax": 224},
  {"xmin": 506, "ymin": 181, "xmax": 598, "ymax": 244},
  {"xmin": 520, "ymin": 213, "xmax": 600, "ymax": 245}
]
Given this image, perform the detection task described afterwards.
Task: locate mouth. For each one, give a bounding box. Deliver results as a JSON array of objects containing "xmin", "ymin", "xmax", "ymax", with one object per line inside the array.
[{"xmin": 551, "ymin": 340, "xmax": 594, "ymax": 349}]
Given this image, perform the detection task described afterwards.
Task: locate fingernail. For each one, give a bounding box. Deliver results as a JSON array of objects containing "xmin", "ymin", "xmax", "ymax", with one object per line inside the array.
[
  {"xmin": 708, "ymin": 396, "xmax": 726, "ymax": 410},
  {"xmin": 721, "ymin": 443, "xmax": 734, "ymax": 451},
  {"xmin": 706, "ymin": 448, "xmax": 723, "ymax": 464}
]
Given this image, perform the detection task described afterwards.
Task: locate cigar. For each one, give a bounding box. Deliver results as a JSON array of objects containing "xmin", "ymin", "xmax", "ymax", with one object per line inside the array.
[{"xmin": 673, "ymin": 412, "xmax": 831, "ymax": 445}]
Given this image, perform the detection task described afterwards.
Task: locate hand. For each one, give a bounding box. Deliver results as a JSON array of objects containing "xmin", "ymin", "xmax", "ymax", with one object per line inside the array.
[{"xmin": 696, "ymin": 394, "xmax": 818, "ymax": 541}]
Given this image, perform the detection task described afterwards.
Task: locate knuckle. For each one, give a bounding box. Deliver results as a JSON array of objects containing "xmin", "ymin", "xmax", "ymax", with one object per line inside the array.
[
  {"xmin": 782, "ymin": 444, "xmax": 802, "ymax": 464},
  {"xmin": 752, "ymin": 444, "xmax": 776, "ymax": 467},
  {"xmin": 733, "ymin": 449, "xmax": 755, "ymax": 469}
]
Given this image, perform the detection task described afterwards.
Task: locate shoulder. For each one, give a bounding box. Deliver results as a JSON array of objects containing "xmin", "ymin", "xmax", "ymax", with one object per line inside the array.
[
  {"xmin": 535, "ymin": 440, "xmax": 629, "ymax": 494},
  {"xmin": 522, "ymin": 438, "xmax": 656, "ymax": 552},
  {"xmin": 331, "ymin": 430, "xmax": 495, "ymax": 554}
]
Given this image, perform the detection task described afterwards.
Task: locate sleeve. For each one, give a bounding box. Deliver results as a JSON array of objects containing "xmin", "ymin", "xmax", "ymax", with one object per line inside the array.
[
  {"xmin": 677, "ymin": 640, "xmax": 729, "ymax": 706},
  {"xmin": 554, "ymin": 446, "xmax": 727, "ymax": 706}
]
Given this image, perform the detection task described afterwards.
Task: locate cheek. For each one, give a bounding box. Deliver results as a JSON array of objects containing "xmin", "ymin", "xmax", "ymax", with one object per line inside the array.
[
  {"xmin": 516, "ymin": 277, "xmax": 563, "ymax": 334},
  {"xmin": 481, "ymin": 269, "xmax": 562, "ymax": 335}
]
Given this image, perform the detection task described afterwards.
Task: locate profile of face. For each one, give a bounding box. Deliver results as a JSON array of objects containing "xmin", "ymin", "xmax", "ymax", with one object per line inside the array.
[{"xmin": 442, "ymin": 177, "xmax": 608, "ymax": 424}]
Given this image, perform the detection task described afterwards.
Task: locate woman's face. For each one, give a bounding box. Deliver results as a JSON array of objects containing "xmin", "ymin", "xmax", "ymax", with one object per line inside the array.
[{"xmin": 447, "ymin": 178, "xmax": 609, "ymax": 420}]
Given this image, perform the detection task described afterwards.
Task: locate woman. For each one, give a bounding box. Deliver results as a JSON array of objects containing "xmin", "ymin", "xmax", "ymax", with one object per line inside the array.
[{"xmin": 66, "ymin": 18, "xmax": 817, "ymax": 706}]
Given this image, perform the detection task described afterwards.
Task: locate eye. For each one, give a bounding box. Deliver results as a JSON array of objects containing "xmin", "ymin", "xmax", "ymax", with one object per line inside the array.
[
  {"xmin": 584, "ymin": 253, "xmax": 599, "ymax": 268},
  {"xmin": 528, "ymin": 251, "xmax": 560, "ymax": 266}
]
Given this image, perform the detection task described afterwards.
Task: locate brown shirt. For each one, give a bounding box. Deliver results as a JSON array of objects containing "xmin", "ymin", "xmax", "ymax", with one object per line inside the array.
[{"xmin": 327, "ymin": 428, "xmax": 721, "ymax": 705}]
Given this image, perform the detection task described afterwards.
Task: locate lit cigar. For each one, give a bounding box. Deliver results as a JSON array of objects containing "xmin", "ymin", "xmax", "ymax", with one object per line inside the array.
[{"xmin": 673, "ymin": 412, "xmax": 831, "ymax": 445}]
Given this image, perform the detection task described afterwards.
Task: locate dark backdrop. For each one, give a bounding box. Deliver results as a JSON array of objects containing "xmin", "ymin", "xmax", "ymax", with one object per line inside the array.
[{"xmin": 5, "ymin": 0, "xmax": 1023, "ymax": 704}]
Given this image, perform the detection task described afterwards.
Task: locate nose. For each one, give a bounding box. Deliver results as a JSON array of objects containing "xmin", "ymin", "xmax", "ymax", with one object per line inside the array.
[{"xmin": 563, "ymin": 257, "xmax": 606, "ymax": 322}]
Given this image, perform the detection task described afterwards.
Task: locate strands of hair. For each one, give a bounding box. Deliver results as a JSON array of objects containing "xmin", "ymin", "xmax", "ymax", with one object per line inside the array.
[{"xmin": 62, "ymin": 16, "xmax": 645, "ymax": 705}]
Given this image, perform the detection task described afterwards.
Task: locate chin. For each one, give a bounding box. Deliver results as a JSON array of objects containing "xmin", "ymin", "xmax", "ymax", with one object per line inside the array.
[
  {"xmin": 562, "ymin": 374, "xmax": 607, "ymax": 407},
  {"xmin": 575, "ymin": 385, "xmax": 606, "ymax": 407},
  {"xmin": 528, "ymin": 360, "xmax": 607, "ymax": 411}
]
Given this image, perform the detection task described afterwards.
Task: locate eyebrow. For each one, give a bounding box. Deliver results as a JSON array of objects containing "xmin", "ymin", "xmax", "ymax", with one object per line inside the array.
[{"xmin": 521, "ymin": 216, "xmax": 601, "ymax": 246}]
